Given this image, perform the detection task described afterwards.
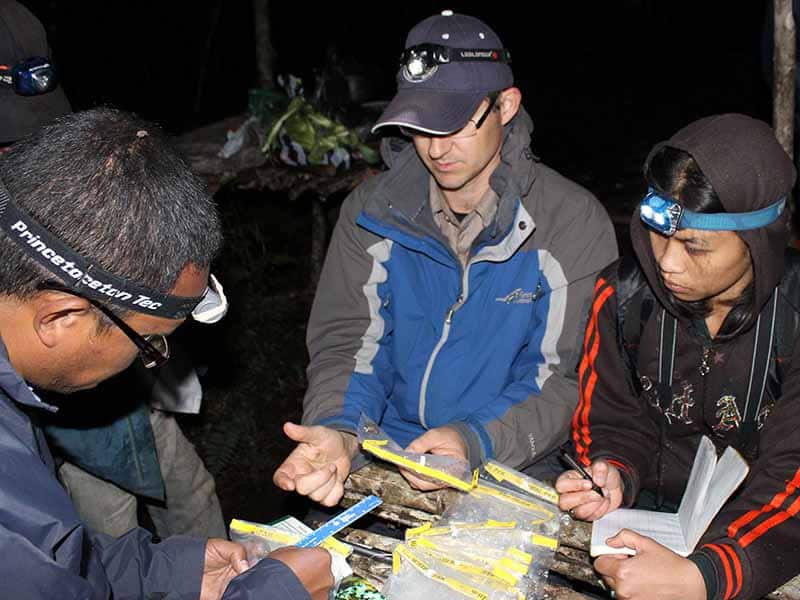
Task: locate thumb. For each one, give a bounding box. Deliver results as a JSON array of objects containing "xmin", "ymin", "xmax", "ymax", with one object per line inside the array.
[
  {"xmin": 606, "ymin": 528, "xmax": 650, "ymax": 553},
  {"xmin": 406, "ymin": 430, "xmax": 436, "ymax": 453},
  {"xmin": 283, "ymin": 422, "xmax": 319, "ymax": 444}
]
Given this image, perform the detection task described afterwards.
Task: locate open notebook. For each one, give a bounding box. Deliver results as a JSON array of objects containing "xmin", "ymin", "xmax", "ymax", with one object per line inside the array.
[{"xmin": 590, "ymin": 436, "xmax": 749, "ymax": 557}]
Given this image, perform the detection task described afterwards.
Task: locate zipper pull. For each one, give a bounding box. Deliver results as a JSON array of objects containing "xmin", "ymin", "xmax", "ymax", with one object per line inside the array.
[
  {"xmin": 445, "ymin": 308, "xmax": 455, "ymax": 324},
  {"xmin": 699, "ymin": 346, "xmax": 713, "ymax": 377}
]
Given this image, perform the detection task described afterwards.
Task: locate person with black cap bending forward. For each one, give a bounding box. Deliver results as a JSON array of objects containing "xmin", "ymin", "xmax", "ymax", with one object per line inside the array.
[
  {"xmin": 557, "ymin": 114, "xmax": 800, "ymax": 599},
  {"xmin": 274, "ymin": 10, "xmax": 617, "ymax": 506}
]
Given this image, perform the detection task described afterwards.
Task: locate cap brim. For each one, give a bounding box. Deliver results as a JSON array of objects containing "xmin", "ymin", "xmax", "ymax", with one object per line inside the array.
[
  {"xmin": 0, "ymin": 86, "xmax": 71, "ymax": 144},
  {"xmin": 371, "ymin": 88, "xmax": 486, "ymax": 135}
]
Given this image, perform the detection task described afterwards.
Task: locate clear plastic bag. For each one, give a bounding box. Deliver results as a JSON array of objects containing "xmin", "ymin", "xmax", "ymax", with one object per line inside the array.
[
  {"xmin": 357, "ymin": 414, "xmax": 475, "ymax": 492},
  {"xmin": 228, "ymin": 518, "xmax": 353, "ymax": 583},
  {"xmin": 385, "ymin": 544, "xmax": 503, "ymax": 600}
]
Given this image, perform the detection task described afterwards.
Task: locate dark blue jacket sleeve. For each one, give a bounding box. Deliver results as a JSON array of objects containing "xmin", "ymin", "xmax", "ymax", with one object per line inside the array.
[
  {"xmin": 222, "ymin": 558, "xmax": 310, "ymax": 600},
  {"xmin": 90, "ymin": 529, "xmax": 206, "ymax": 599}
]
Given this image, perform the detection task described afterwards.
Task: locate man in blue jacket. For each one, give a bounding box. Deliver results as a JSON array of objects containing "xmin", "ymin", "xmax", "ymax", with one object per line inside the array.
[
  {"xmin": 0, "ymin": 107, "xmax": 332, "ymax": 598},
  {"xmin": 274, "ymin": 10, "xmax": 618, "ymax": 505}
]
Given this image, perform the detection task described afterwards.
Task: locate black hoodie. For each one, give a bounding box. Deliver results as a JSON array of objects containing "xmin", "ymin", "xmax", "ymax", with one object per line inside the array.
[{"xmin": 572, "ymin": 114, "xmax": 800, "ymax": 600}]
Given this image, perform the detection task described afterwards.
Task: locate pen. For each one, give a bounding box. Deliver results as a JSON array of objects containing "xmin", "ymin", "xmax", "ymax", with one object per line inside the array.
[{"xmin": 560, "ymin": 450, "xmax": 605, "ymax": 497}]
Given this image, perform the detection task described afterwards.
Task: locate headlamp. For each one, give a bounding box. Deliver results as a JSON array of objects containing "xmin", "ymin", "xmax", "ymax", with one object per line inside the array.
[
  {"xmin": 0, "ymin": 56, "xmax": 58, "ymax": 96},
  {"xmin": 639, "ymin": 188, "xmax": 786, "ymax": 236},
  {"xmin": 399, "ymin": 43, "xmax": 511, "ymax": 83}
]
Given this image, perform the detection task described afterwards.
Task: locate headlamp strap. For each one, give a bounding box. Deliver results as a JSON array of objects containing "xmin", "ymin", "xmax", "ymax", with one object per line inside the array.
[
  {"xmin": 401, "ymin": 43, "xmax": 511, "ymax": 66},
  {"xmin": 0, "ymin": 181, "xmax": 203, "ymax": 319}
]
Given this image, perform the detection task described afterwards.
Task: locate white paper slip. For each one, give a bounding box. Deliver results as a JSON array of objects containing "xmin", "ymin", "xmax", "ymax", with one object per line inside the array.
[{"xmin": 590, "ymin": 436, "xmax": 749, "ymax": 557}]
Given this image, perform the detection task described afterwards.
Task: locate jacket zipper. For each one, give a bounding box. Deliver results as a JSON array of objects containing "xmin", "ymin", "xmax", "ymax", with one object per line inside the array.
[{"xmin": 417, "ymin": 265, "xmax": 470, "ymax": 428}]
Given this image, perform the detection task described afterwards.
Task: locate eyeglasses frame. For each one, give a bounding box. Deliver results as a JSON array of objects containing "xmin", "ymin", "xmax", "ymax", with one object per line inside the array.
[
  {"xmin": 401, "ymin": 91, "xmax": 502, "ymax": 139},
  {"xmin": 37, "ymin": 282, "xmax": 170, "ymax": 369}
]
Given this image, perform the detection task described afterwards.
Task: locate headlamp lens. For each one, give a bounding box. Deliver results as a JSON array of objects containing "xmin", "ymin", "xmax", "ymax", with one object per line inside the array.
[
  {"xmin": 191, "ymin": 274, "xmax": 228, "ymax": 324},
  {"xmin": 12, "ymin": 57, "xmax": 58, "ymax": 96},
  {"xmin": 639, "ymin": 190, "xmax": 682, "ymax": 236}
]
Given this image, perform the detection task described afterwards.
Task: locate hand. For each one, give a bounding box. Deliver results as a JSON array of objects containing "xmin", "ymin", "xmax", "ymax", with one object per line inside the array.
[
  {"xmin": 268, "ymin": 546, "xmax": 334, "ymax": 600},
  {"xmin": 400, "ymin": 426, "xmax": 468, "ymax": 491},
  {"xmin": 273, "ymin": 423, "xmax": 358, "ymax": 506},
  {"xmin": 593, "ymin": 530, "xmax": 706, "ymax": 600},
  {"xmin": 555, "ymin": 459, "xmax": 624, "ymax": 521},
  {"xmin": 200, "ymin": 539, "xmax": 250, "ymax": 600}
]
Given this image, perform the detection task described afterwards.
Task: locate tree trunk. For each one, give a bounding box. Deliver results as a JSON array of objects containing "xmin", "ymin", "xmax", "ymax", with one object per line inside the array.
[
  {"xmin": 252, "ymin": 0, "xmax": 275, "ymax": 89},
  {"xmin": 774, "ymin": 0, "xmax": 796, "ymax": 234}
]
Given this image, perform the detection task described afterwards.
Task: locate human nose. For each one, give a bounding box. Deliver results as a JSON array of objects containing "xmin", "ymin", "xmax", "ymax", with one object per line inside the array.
[
  {"xmin": 656, "ymin": 239, "xmax": 685, "ymax": 274},
  {"xmin": 427, "ymin": 136, "xmax": 454, "ymax": 159}
]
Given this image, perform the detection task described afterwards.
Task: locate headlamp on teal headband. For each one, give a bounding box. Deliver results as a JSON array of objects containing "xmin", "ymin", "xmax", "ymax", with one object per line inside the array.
[{"xmin": 639, "ymin": 188, "xmax": 786, "ymax": 236}]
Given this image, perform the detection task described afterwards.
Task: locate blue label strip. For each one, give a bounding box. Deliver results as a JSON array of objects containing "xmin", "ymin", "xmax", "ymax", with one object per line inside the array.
[{"xmin": 295, "ymin": 495, "xmax": 383, "ymax": 548}]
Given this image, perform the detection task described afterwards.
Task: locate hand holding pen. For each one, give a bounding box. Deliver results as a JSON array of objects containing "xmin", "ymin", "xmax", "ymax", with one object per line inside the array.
[
  {"xmin": 560, "ymin": 450, "xmax": 605, "ymax": 497},
  {"xmin": 555, "ymin": 452, "xmax": 626, "ymax": 522}
]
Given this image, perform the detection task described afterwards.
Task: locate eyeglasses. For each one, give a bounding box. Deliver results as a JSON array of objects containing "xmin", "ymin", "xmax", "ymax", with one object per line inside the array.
[
  {"xmin": 400, "ymin": 92, "xmax": 500, "ymax": 139},
  {"xmin": 38, "ymin": 282, "xmax": 170, "ymax": 369}
]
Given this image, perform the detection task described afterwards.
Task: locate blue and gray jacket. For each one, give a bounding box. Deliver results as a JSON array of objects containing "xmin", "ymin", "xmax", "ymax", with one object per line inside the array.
[
  {"xmin": 302, "ymin": 108, "xmax": 618, "ymax": 469},
  {"xmin": 0, "ymin": 341, "xmax": 307, "ymax": 599}
]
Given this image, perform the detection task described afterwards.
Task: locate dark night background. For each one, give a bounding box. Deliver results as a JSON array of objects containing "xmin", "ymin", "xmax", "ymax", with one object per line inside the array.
[{"xmin": 16, "ymin": 1, "xmax": 784, "ymax": 527}]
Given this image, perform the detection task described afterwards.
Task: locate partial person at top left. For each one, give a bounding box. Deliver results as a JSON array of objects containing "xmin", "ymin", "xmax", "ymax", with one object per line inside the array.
[{"xmin": 0, "ymin": 0, "xmax": 228, "ymax": 543}]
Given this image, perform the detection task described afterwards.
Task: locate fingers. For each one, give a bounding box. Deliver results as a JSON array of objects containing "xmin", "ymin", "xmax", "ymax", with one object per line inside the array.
[
  {"xmin": 559, "ymin": 487, "xmax": 608, "ymax": 513},
  {"xmin": 273, "ymin": 460, "xmax": 299, "ymax": 491},
  {"xmin": 606, "ymin": 529, "xmax": 648, "ymax": 553},
  {"xmin": 556, "ymin": 470, "xmax": 595, "ymax": 494},
  {"xmin": 306, "ymin": 465, "xmax": 340, "ymax": 504},
  {"xmin": 319, "ymin": 480, "xmax": 345, "ymax": 507},
  {"xmin": 594, "ymin": 554, "xmax": 626, "ymax": 578},
  {"xmin": 399, "ymin": 467, "xmax": 447, "ymax": 491},
  {"xmin": 591, "ymin": 460, "xmax": 610, "ymax": 488},
  {"xmin": 406, "ymin": 429, "xmax": 438, "ymax": 454},
  {"xmin": 295, "ymin": 463, "xmax": 338, "ymax": 497}
]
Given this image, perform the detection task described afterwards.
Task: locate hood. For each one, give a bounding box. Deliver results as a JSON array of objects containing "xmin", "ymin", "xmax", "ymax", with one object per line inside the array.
[{"xmin": 631, "ymin": 113, "xmax": 796, "ymax": 326}]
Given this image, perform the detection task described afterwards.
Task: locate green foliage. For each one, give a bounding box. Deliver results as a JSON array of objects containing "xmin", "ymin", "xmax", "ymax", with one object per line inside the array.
[{"xmin": 249, "ymin": 77, "xmax": 379, "ymax": 169}]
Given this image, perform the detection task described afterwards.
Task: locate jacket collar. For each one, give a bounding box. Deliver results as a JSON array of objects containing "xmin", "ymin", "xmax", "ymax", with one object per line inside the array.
[{"xmin": 0, "ymin": 338, "xmax": 58, "ymax": 412}]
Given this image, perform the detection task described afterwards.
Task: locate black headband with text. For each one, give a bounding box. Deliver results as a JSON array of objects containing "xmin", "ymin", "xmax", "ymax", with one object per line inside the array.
[{"xmin": 0, "ymin": 181, "xmax": 203, "ymax": 319}]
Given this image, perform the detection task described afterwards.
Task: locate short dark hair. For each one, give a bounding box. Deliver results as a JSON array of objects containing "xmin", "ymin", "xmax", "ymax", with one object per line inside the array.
[
  {"xmin": 645, "ymin": 146, "xmax": 754, "ymax": 340},
  {"xmin": 0, "ymin": 108, "xmax": 222, "ymax": 303}
]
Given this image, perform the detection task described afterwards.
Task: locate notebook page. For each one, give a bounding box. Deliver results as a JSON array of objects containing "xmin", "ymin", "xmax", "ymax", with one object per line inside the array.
[
  {"xmin": 678, "ymin": 436, "xmax": 718, "ymax": 540},
  {"xmin": 590, "ymin": 509, "xmax": 688, "ymax": 556},
  {"xmin": 684, "ymin": 445, "xmax": 749, "ymax": 550}
]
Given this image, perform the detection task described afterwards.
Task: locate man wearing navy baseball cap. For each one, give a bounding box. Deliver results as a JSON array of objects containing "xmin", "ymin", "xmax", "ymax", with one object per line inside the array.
[{"xmin": 275, "ymin": 11, "xmax": 618, "ymax": 503}]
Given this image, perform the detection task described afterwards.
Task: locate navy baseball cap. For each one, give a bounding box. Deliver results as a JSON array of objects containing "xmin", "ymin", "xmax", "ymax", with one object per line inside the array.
[
  {"xmin": 0, "ymin": 0, "xmax": 71, "ymax": 144},
  {"xmin": 372, "ymin": 10, "xmax": 513, "ymax": 135}
]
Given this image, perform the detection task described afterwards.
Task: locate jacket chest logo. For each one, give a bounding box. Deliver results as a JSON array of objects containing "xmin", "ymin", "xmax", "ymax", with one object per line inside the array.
[
  {"xmin": 664, "ymin": 380, "xmax": 695, "ymax": 425},
  {"xmin": 495, "ymin": 284, "xmax": 542, "ymax": 305},
  {"xmin": 713, "ymin": 395, "xmax": 742, "ymax": 432}
]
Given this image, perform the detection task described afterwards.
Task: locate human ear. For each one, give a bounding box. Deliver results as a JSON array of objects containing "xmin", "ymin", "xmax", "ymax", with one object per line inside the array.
[
  {"xmin": 32, "ymin": 293, "xmax": 95, "ymax": 349},
  {"xmin": 498, "ymin": 87, "xmax": 522, "ymax": 126}
]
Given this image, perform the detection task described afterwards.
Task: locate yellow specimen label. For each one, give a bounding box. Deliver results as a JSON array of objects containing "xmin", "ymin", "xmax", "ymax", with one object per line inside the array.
[
  {"xmin": 531, "ymin": 533, "xmax": 558, "ymax": 550},
  {"xmin": 393, "ymin": 545, "xmax": 490, "ymax": 600},
  {"xmin": 229, "ymin": 519, "xmax": 351, "ymax": 556},
  {"xmin": 472, "ymin": 484, "xmax": 555, "ymax": 519},
  {"xmin": 483, "ymin": 462, "xmax": 560, "ymax": 504},
  {"xmin": 361, "ymin": 440, "xmax": 475, "ymax": 492}
]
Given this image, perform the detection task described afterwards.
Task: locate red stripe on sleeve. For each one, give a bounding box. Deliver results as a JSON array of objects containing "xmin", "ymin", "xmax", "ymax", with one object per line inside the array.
[
  {"xmin": 720, "ymin": 543, "xmax": 742, "ymax": 598},
  {"xmin": 573, "ymin": 280, "xmax": 614, "ymax": 465},
  {"xmin": 728, "ymin": 467, "xmax": 800, "ymax": 539},
  {"xmin": 606, "ymin": 458, "xmax": 630, "ymax": 473},
  {"xmin": 704, "ymin": 543, "xmax": 734, "ymax": 600},
  {"xmin": 739, "ymin": 493, "xmax": 800, "ymax": 548}
]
